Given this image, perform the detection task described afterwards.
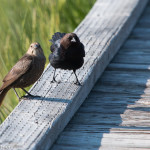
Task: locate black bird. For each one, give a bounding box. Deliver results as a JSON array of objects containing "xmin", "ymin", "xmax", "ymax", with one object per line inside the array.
[{"xmin": 49, "ymin": 32, "xmax": 85, "ymax": 85}]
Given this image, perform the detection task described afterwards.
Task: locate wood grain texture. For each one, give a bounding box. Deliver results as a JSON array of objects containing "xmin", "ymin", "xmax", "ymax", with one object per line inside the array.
[
  {"xmin": 51, "ymin": 1, "xmax": 150, "ymax": 150},
  {"xmin": 0, "ymin": 0, "xmax": 148, "ymax": 150}
]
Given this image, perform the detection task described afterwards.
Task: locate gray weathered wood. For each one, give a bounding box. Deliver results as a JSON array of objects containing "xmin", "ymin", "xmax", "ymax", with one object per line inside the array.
[
  {"xmin": 51, "ymin": 1, "xmax": 150, "ymax": 149},
  {"xmin": 0, "ymin": 0, "xmax": 148, "ymax": 150},
  {"xmin": 130, "ymin": 28, "xmax": 150, "ymax": 40}
]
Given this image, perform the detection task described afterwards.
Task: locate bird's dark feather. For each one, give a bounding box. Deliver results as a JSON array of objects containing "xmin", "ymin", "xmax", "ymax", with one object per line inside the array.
[
  {"xmin": 49, "ymin": 32, "xmax": 66, "ymax": 43},
  {"xmin": 49, "ymin": 32, "xmax": 85, "ymax": 71}
]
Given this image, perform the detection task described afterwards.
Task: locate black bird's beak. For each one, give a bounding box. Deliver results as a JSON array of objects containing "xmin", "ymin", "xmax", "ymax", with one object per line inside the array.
[{"xmin": 71, "ymin": 37, "xmax": 76, "ymax": 43}]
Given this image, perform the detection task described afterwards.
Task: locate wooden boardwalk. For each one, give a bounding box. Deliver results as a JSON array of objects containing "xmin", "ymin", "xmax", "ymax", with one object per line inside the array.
[
  {"xmin": 0, "ymin": 0, "xmax": 149, "ymax": 150},
  {"xmin": 51, "ymin": 2, "xmax": 150, "ymax": 150}
]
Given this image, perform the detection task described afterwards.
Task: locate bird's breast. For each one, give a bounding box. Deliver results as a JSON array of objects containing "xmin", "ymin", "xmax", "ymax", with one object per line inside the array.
[{"xmin": 13, "ymin": 56, "xmax": 46, "ymax": 88}]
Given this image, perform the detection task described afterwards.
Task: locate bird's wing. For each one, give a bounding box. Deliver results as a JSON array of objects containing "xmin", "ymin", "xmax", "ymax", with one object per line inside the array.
[
  {"xmin": 50, "ymin": 32, "xmax": 66, "ymax": 43},
  {"xmin": 49, "ymin": 32, "xmax": 66, "ymax": 53},
  {"xmin": 1, "ymin": 54, "xmax": 33, "ymax": 90},
  {"xmin": 50, "ymin": 40, "xmax": 61, "ymax": 53},
  {"xmin": 80, "ymin": 43, "xmax": 85, "ymax": 57}
]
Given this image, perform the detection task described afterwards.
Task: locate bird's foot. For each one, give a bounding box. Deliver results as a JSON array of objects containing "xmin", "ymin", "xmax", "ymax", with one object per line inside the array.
[
  {"xmin": 73, "ymin": 70, "xmax": 82, "ymax": 86},
  {"xmin": 21, "ymin": 95, "xmax": 31, "ymax": 100},
  {"xmin": 51, "ymin": 80, "xmax": 56, "ymax": 83},
  {"xmin": 21, "ymin": 94, "xmax": 40, "ymax": 100},
  {"xmin": 18, "ymin": 97, "xmax": 22, "ymax": 101},
  {"xmin": 51, "ymin": 78, "xmax": 61, "ymax": 84},
  {"xmin": 74, "ymin": 81, "xmax": 82, "ymax": 86}
]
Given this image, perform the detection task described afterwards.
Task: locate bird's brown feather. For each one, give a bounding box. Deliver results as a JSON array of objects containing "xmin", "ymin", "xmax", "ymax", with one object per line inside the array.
[{"xmin": 1, "ymin": 54, "xmax": 32, "ymax": 90}]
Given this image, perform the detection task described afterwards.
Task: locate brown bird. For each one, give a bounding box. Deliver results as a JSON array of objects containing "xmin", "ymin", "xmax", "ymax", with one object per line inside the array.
[
  {"xmin": 0, "ymin": 42, "xmax": 46, "ymax": 106},
  {"xmin": 49, "ymin": 32, "xmax": 85, "ymax": 85}
]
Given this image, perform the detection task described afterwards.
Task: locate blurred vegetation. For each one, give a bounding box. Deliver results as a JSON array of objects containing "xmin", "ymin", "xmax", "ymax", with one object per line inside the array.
[{"xmin": 0, "ymin": 0, "xmax": 96, "ymax": 123}]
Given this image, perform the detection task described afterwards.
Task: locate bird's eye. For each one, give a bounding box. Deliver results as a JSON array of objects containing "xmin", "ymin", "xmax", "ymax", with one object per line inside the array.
[
  {"xmin": 31, "ymin": 45, "xmax": 32, "ymax": 48},
  {"xmin": 68, "ymin": 36, "xmax": 72, "ymax": 40}
]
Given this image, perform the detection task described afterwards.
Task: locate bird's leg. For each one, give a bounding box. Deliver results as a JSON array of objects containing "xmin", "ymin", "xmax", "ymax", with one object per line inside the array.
[
  {"xmin": 21, "ymin": 88, "xmax": 40, "ymax": 99},
  {"xmin": 13, "ymin": 88, "xmax": 21, "ymax": 101},
  {"xmin": 21, "ymin": 88, "xmax": 35, "ymax": 97},
  {"xmin": 51, "ymin": 69, "xmax": 57, "ymax": 83},
  {"xmin": 73, "ymin": 70, "xmax": 81, "ymax": 86}
]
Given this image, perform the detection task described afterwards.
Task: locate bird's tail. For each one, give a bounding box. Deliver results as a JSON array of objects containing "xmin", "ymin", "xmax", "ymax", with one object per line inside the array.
[
  {"xmin": 49, "ymin": 32, "xmax": 66, "ymax": 43},
  {"xmin": 0, "ymin": 87, "xmax": 10, "ymax": 106}
]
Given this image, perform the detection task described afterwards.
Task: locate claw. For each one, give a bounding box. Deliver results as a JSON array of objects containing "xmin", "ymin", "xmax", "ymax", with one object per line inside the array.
[{"xmin": 74, "ymin": 81, "xmax": 82, "ymax": 86}]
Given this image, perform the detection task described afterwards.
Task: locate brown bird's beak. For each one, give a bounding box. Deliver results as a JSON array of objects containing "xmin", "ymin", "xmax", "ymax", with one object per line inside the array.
[
  {"xmin": 34, "ymin": 43, "xmax": 40, "ymax": 49},
  {"xmin": 71, "ymin": 37, "xmax": 76, "ymax": 43}
]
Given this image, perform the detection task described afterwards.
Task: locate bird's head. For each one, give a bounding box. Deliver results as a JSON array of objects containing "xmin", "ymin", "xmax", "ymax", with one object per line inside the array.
[
  {"xmin": 61, "ymin": 33, "xmax": 80, "ymax": 49},
  {"xmin": 27, "ymin": 42, "xmax": 44, "ymax": 56}
]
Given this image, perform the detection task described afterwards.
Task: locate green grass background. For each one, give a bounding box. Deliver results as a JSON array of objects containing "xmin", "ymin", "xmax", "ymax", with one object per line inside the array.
[{"xmin": 0, "ymin": 0, "xmax": 96, "ymax": 123}]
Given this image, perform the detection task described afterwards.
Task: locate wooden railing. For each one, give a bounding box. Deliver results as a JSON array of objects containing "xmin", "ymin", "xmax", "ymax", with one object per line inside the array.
[{"xmin": 0, "ymin": 0, "xmax": 148, "ymax": 150}]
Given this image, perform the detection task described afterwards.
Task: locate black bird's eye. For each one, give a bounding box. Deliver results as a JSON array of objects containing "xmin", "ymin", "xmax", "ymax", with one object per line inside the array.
[
  {"xmin": 68, "ymin": 36, "xmax": 72, "ymax": 40},
  {"xmin": 31, "ymin": 45, "xmax": 32, "ymax": 48}
]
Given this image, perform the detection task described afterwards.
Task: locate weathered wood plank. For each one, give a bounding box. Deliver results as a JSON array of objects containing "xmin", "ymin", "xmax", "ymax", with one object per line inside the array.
[
  {"xmin": 107, "ymin": 63, "xmax": 150, "ymax": 71},
  {"xmin": 0, "ymin": 0, "xmax": 148, "ymax": 150},
  {"xmin": 93, "ymin": 84, "xmax": 150, "ymax": 95},
  {"xmin": 130, "ymin": 28, "xmax": 150, "ymax": 40},
  {"xmin": 63, "ymin": 124, "xmax": 150, "ymax": 132},
  {"xmin": 52, "ymin": 145, "xmax": 150, "ymax": 150},
  {"xmin": 112, "ymin": 48, "xmax": 150, "ymax": 64},
  {"xmin": 136, "ymin": 4, "xmax": 150, "ymax": 28},
  {"xmin": 115, "ymin": 49, "xmax": 150, "ymax": 56},
  {"xmin": 100, "ymin": 70, "xmax": 150, "ymax": 87},
  {"xmin": 123, "ymin": 39, "xmax": 150, "ymax": 49},
  {"xmin": 53, "ymin": 131, "xmax": 150, "ymax": 149}
]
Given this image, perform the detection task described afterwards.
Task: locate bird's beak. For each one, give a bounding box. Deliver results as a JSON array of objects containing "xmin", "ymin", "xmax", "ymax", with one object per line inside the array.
[
  {"xmin": 71, "ymin": 37, "xmax": 76, "ymax": 43},
  {"xmin": 34, "ymin": 44, "xmax": 40, "ymax": 49}
]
